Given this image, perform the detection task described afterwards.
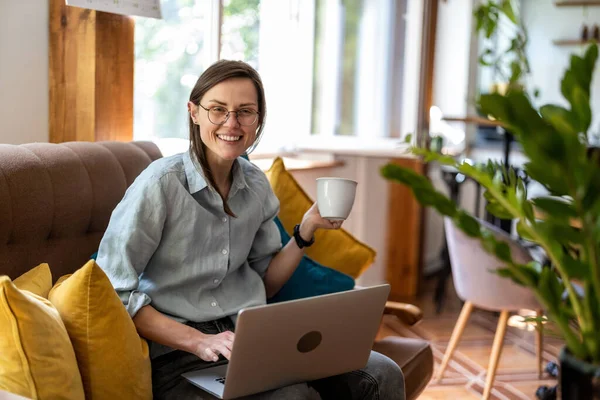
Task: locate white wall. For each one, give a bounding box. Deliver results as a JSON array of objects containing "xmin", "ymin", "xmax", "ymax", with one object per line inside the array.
[
  {"xmin": 523, "ymin": 0, "xmax": 600, "ymax": 139},
  {"xmin": 0, "ymin": 1, "xmax": 49, "ymax": 144},
  {"xmin": 291, "ymin": 156, "xmax": 392, "ymax": 287},
  {"xmin": 431, "ymin": 0, "xmax": 473, "ymax": 120}
]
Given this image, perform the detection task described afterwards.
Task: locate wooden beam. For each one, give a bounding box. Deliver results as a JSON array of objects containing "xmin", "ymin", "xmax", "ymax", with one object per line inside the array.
[
  {"xmin": 385, "ymin": 157, "xmax": 425, "ymax": 299},
  {"xmin": 95, "ymin": 12, "xmax": 134, "ymax": 142},
  {"xmin": 49, "ymin": 1, "xmax": 134, "ymax": 143},
  {"xmin": 416, "ymin": 0, "xmax": 439, "ymax": 149}
]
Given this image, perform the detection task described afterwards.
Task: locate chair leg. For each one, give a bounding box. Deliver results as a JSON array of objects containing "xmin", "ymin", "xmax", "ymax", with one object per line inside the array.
[
  {"xmin": 536, "ymin": 309, "xmax": 543, "ymax": 379},
  {"xmin": 483, "ymin": 310, "xmax": 510, "ymax": 400},
  {"xmin": 436, "ymin": 301, "xmax": 474, "ymax": 382}
]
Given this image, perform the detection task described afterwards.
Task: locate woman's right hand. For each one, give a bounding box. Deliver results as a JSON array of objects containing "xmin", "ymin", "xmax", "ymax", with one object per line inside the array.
[{"xmin": 193, "ymin": 331, "xmax": 235, "ymax": 362}]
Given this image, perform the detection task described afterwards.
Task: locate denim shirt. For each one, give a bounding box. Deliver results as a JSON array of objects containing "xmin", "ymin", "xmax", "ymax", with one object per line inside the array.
[{"xmin": 96, "ymin": 150, "xmax": 281, "ymax": 356}]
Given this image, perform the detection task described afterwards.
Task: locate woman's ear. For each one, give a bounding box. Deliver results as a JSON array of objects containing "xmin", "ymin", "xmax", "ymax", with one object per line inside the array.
[{"xmin": 187, "ymin": 101, "xmax": 198, "ymax": 123}]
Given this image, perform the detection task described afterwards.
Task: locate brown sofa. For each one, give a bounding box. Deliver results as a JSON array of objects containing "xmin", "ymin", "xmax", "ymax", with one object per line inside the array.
[{"xmin": 0, "ymin": 141, "xmax": 433, "ymax": 399}]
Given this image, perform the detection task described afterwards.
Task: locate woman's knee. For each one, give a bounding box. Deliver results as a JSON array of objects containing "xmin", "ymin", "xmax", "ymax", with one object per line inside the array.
[{"xmin": 364, "ymin": 351, "xmax": 405, "ymax": 400}]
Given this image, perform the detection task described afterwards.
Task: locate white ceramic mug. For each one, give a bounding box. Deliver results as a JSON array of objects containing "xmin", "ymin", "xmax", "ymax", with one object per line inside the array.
[{"xmin": 316, "ymin": 177, "xmax": 358, "ymax": 220}]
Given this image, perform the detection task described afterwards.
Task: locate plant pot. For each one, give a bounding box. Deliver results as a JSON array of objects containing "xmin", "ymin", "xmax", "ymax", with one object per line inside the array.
[{"xmin": 559, "ymin": 347, "xmax": 600, "ymax": 399}]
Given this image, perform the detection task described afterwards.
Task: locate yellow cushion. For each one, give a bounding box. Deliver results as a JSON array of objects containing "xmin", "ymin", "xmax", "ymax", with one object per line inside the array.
[
  {"xmin": 0, "ymin": 276, "xmax": 85, "ymax": 400},
  {"xmin": 12, "ymin": 263, "xmax": 52, "ymax": 298},
  {"xmin": 265, "ymin": 157, "xmax": 376, "ymax": 278},
  {"xmin": 48, "ymin": 260, "xmax": 152, "ymax": 400}
]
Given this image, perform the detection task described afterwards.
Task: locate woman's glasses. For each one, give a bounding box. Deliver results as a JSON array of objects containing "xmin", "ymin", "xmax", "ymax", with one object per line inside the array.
[{"xmin": 198, "ymin": 104, "xmax": 259, "ymax": 126}]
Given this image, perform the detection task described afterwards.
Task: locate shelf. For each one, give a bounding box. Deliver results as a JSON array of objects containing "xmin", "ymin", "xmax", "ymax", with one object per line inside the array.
[
  {"xmin": 555, "ymin": 1, "xmax": 600, "ymax": 6},
  {"xmin": 442, "ymin": 115, "xmax": 505, "ymax": 128},
  {"xmin": 553, "ymin": 39, "xmax": 598, "ymax": 46}
]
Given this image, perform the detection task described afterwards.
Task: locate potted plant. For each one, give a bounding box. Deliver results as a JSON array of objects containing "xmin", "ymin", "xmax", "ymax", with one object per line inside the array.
[{"xmin": 382, "ymin": 43, "xmax": 600, "ymax": 398}]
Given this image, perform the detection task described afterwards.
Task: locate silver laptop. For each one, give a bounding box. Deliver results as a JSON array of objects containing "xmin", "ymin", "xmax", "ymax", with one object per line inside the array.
[{"xmin": 181, "ymin": 284, "xmax": 390, "ymax": 399}]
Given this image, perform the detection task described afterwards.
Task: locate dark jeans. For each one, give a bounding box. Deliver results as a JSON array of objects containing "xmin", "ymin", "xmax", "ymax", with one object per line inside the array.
[{"xmin": 151, "ymin": 317, "xmax": 405, "ymax": 400}]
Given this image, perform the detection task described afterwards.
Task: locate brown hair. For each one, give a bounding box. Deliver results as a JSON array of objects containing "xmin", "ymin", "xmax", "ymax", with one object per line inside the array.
[{"xmin": 188, "ymin": 60, "xmax": 267, "ymax": 216}]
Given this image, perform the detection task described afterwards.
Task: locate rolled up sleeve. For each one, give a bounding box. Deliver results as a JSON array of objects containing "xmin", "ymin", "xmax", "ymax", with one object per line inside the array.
[
  {"xmin": 247, "ymin": 182, "xmax": 282, "ymax": 278},
  {"xmin": 96, "ymin": 175, "xmax": 167, "ymax": 318}
]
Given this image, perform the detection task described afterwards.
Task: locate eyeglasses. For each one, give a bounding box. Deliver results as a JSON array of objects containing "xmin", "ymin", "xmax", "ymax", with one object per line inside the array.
[{"xmin": 198, "ymin": 104, "xmax": 259, "ymax": 126}]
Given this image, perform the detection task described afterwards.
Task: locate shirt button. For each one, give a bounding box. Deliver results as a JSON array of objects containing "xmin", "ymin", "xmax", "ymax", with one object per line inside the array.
[
  {"xmin": 222, "ymin": 217, "xmax": 227, "ymax": 222},
  {"xmin": 213, "ymin": 278, "xmax": 219, "ymax": 284},
  {"xmin": 222, "ymin": 249, "xmax": 228, "ymax": 255},
  {"xmin": 211, "ymin": 301, "xmax": 217, "ymax": 307}
]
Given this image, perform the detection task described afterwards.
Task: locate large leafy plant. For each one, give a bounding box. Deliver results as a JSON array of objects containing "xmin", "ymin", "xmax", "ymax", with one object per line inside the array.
[{"xmin": 382, "ymin": 44, "xmax": 600, "ymax": 364}]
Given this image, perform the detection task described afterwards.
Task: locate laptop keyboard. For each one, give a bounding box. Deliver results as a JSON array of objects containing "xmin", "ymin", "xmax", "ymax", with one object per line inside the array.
[{"xmin": 215, "ymin": 377, "xmax": 226, "ymax": 385}]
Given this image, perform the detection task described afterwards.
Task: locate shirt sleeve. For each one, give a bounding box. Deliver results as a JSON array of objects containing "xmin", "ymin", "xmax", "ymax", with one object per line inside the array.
[
  {"xmin": 95, "ymin": 174, "xmax": 167, "ymax": 318},
  {"xmin": 247, "ymin": 178, "xmax": 282, "ymax": 278}
]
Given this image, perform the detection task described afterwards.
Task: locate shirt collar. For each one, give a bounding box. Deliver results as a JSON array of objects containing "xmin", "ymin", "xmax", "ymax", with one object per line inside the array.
[
  {"xmin": 184, "ymin": 149, "xmax": 248, "ymax": 194},
  {"xmin": 183, "ymin": 150, "xmax": 208, "ymax": 194}
]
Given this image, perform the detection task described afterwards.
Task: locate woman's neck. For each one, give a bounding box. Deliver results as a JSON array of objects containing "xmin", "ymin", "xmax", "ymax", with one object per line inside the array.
[{"xmin": 206, "ymin": 153, "xmax": 235, "ymax": 198}]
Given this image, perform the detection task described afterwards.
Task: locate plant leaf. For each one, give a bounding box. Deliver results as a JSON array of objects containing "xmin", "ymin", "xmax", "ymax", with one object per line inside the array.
[
  {"xmin": 532, "ymin": 197, "xmax": 577, "ymax": 219},
  {"xmin": 572, "ymin": 86, "xmax": 592, "ymax": 134},
  {"xmin": 501, "ymin": 0, "xmax": 518, "ymax": 24},
  {"xmin": 516, "ymin": 220, "xmax": 536, "ymax": 242},
  {"xmin": 561, "ymin": 254, "xmax": 590, "ymax": 280},
  {"xmin": 457, "ymin": 211, "xmax": 481, "ymax": 238},
  {"xmin": 380, "ymin": 164, "xmax": 432, "ymax": 191},
  {"xmin": 539, "ymin": 105, "xmax": 578, "ymax": 137},
  {"xmin": 479, "ymin": 93, "xmax": 511, "ymax": 124},
  {"xmin": 584, "ymin": 43, "xmax": 599, "ymax": 77},
  {"xmin": 561, "ymin": 70, "xmax": 578, "ymax": 105}
]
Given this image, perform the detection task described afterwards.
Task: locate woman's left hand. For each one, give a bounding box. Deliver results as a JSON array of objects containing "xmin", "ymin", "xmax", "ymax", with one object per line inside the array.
[{"xmin": 299, "ymin": 203, "xmax": 343, "ymax": 241}]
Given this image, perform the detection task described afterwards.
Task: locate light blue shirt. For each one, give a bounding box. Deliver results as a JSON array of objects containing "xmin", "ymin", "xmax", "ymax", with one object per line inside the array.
[{"xmin": 96, "ymin": 150, "xmax": 282, "ymax": 347}]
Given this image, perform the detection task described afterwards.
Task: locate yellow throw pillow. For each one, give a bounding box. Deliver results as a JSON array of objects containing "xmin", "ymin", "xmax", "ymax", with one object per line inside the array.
[
  {"xmin": 0, "ymin": 276, "xmax": 85, "ymax": 400},
  {"xmin": 48, "ymin": 260, "xmax": 152, "ymax": 400},
  {"xmin": 12, "ymin": 263, "xmax": 52, "ymax": 298},
  {"xmin": 265, "ymin": 157, "xmax": 376, "ymax": 278}
]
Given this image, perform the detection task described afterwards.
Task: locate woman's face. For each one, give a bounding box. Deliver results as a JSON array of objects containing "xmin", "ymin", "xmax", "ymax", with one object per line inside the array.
[{"xmin": 189, "ymin": 77, "xmax": 259, "ymax": 164}]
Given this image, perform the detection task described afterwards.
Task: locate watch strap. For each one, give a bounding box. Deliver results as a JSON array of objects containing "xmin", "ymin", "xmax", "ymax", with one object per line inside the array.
[{"xmin": 293, "ymin": 224, "xmax": 315, "ymax": 248}]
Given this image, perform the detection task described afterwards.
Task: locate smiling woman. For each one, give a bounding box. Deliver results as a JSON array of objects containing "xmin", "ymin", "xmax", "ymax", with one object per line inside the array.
[{"xmin": 95, "ymin": 59, "xmax": 406, "ymax": 400}]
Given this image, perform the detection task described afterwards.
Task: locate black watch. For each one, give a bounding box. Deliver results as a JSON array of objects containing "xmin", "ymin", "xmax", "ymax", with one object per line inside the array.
[{"xmin": 293, "ymin": 224, "xmax": 315, "ymax": 248}]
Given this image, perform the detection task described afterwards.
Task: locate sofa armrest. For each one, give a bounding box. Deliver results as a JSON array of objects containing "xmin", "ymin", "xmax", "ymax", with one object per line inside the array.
[
  {"xmin": 384, "ymin": 301, "xmax": 423, "ymax": 326},
  {"xmin": 353, "ymin": 285, "xmax": 423, "ymax": 326}
]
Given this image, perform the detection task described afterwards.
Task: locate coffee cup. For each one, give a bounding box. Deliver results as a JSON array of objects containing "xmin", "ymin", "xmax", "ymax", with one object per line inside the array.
[{"xmin": 316, "ymin": 177, "xmax": 358, "ymax": 221}]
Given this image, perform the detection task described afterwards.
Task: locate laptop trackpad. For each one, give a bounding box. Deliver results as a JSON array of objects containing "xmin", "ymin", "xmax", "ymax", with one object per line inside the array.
[{"xmin": 182, "ymin": 363, "xmax": 229, "ymax": 399}]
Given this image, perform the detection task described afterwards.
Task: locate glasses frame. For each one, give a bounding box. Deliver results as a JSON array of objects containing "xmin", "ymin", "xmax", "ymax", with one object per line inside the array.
[{"xmin": 198, "ymin": 104, "xmax": 260, "ymax": 126}]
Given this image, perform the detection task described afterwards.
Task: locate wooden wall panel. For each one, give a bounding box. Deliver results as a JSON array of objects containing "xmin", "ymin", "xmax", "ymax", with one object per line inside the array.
[
  {"xmin": 95, "ymin": 12, "xmax": 134, "ymax": 142},
  {"xmin": 385, "ymin": 157, "xmax": 425, "ymax": 300},
  {"xmin": 49, "ymin": 0, "xmax": 133, "ymax": 143}
]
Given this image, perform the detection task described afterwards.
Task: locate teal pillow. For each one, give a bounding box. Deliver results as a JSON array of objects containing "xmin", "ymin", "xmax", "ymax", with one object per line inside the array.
[{"xmin": 267, "ymin": 217, "xmax": 355, "ymax": 303}]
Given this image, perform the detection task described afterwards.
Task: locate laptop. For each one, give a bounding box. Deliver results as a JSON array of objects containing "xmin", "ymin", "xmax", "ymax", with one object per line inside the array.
[{"xmin": 181, "ymin": 284, "xmax": 390, "ymax": 399}]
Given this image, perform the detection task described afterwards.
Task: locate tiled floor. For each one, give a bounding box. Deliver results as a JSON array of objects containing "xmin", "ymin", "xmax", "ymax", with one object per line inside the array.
[{"xmin": 377, "ymin": 281, "xmax": 562, "ymax": 399}]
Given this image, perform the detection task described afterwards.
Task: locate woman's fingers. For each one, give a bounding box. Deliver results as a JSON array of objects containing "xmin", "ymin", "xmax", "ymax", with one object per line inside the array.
[
  {"xmin": 202, "ymin": 347, "xmax": 219, "ymax": 362},
  {"xmin": 223, "ymin": 331, "xmax": 235, "ymax": 341},
  {"xmin": 214, "ymin": 343, "xmax": 232, "ymax": 360},
  {"xmin": 326, "ymin": 220, "xmax": 343, "ymax": 229}
]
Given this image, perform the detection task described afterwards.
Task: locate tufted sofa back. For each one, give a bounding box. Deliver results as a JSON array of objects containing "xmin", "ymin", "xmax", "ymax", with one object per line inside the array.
[{"xmin": 0, "ymin": 141, "xmax": 162, "ymax": 282}]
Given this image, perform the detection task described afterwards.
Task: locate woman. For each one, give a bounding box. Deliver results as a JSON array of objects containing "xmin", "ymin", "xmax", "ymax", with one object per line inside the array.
[{"xmin": 96, "ymin": 60, "xmax": 405, "ymax": 400}]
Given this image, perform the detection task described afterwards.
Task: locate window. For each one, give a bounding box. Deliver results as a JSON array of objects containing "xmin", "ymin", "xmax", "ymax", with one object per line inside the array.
[
  {"xmin": 221, "ymin": 0, "xmax": 260, "ymax": 68},
  {"xmin": 134, "ymin": 0, "xmax": 221, "ymax": 141},
  {"xmin": 133, "ymin": 0, "xmax": 409, "ymax": 151},
  {"xmin": 311, "ymin": 0, "xmax": 364, "ymax": 137}
]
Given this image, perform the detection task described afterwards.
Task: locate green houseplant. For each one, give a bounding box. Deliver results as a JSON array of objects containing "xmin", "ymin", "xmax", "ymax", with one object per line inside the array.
[
  {"xmin": 382, "ymin": 43, "xmax": 600, "ymax": 397},
  {"xmin": 474, "ymin": 0, "xmax": 530, "ymax": 90}
]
